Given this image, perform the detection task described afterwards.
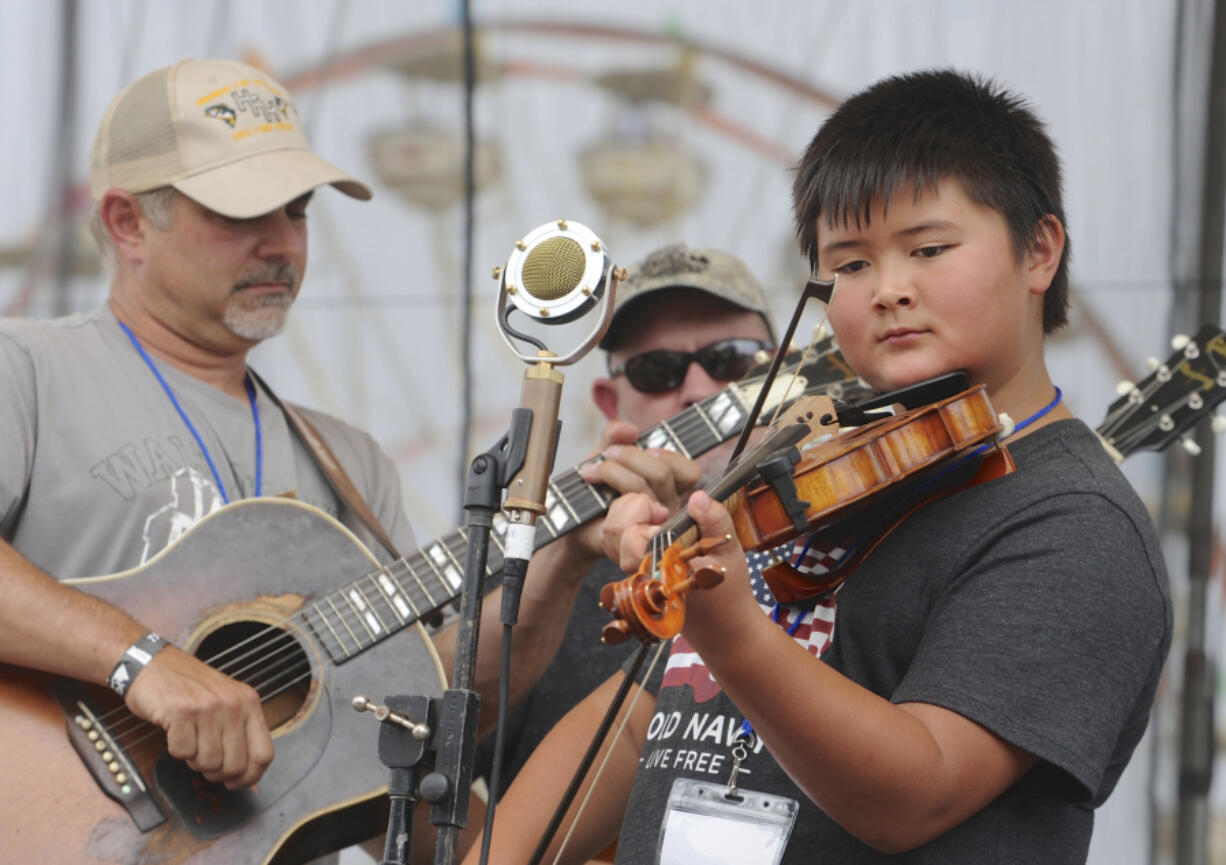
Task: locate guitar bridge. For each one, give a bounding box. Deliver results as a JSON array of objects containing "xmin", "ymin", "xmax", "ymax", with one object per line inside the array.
[{"xmin": 53, "ymin": 681, "xmax": 166, "ymax": 832}]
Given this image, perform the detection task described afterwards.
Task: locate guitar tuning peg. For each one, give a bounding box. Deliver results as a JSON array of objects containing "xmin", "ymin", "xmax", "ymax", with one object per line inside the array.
[
  {"xmin": 1116, "ymin": 380, "xmax": 1135, "ymax": 396},
  {"xmin": 1181, "ymin": 436, "xmax": 1203, "ymax": 457},
  {"xmin": 1212, "ymin": 415, "xmax": 1226, "ymax": 435},
  {"xmin": 1145, "ymin": 357, "xmax": 1160, "ymax": 372},
  {"xmin": 1171, "ymin": 333, "xmax": 1191, "ymax": 351}
]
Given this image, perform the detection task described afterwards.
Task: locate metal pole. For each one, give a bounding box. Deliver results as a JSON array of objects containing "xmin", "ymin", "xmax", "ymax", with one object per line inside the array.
[
  {"xmin": 50, "ymin": 0, "xmax": 78, "ymax": 316},
  {"xmin": 1174, "ymin": 2, "xmax": 1226, "ymax": 863}
]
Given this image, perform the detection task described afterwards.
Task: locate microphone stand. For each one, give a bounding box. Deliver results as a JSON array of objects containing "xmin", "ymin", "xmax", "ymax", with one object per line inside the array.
[
  {"xmin": 357, "ymin": 415, "xmax": 533, "ymax": 865},
  {"xmin": 360, "ymin": 221, "xmax": 619, "ymax": 865},
  {"xmin": 430, "ymin": 407, "xmax": 539, "ymax": 865}
]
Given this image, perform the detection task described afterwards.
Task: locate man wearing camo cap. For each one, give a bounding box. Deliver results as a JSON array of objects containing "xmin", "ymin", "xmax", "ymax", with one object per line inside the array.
[{"xmin": 474, "ymin": 243, "xmax": 777, "ymax": 801}]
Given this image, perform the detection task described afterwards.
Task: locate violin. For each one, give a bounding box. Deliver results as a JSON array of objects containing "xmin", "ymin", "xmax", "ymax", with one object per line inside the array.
[{"xmin": 599, "ymin": 380, "xmax": 1015, "ymax": 645}]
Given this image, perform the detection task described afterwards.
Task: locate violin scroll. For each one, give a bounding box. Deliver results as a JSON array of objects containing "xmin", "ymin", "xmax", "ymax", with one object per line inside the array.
[{"xmin": 599, "ymin": 535, "xmax": 730, "ymax": 645}]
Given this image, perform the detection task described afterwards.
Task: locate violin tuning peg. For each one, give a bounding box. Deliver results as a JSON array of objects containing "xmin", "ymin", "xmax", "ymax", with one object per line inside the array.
[
  {"xmin": 1171, "ymin": 333, "xmax": 1191, "ymax": 351},
  {"xmin": 1181, "ymin": 436, "xmax": 1203, "ymax": 457},
  {"xmin": 690, "ymin": 565, "xmax": 726, "ymax": 591},
  {"xmin": 601, "ymin": 620, "xmax": 631, "ymax": 646},
  {"xmin": 1116, "ymin": 380, "xmax": 1135, "ymax": 396},
  {"xmin": 1211, "ymin": 415, "xmax": 1226, "ymax": 435}
]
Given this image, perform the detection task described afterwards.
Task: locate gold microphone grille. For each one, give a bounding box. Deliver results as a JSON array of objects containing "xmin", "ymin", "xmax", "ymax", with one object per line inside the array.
[{"xmin": 521, "ymin": 237, "xmax": 588, "ymax": 301}]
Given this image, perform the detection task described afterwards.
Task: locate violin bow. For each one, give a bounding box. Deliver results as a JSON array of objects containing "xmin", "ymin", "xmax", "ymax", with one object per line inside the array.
[
  {"xmin": 528, "ymin": 278, "xmax": 842, "ymax": 865},
  {"xmin": 731, "ymin": 277, "xmax": 838, "ymax": 463}
]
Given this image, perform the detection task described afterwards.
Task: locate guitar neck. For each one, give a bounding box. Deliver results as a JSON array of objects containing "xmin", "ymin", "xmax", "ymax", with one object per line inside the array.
[
  {"xmin": 307, "ymin": 378, "xmax": 764, "ymax": 654},
  {"xmin": 308, "ymin": 343, "xmax": 871, "ymax": 657}
]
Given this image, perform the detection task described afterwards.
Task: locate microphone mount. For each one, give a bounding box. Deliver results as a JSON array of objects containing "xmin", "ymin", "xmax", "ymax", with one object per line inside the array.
[{"xmin": 493, "ymin": 218, "xmax": 624, "ymax": 365}]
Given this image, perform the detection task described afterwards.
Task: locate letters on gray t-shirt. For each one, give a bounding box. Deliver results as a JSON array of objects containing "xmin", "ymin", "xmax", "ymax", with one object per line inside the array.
[{"xmin": 0, "ymin": 306, "xmax": 414, "ymax": 579}]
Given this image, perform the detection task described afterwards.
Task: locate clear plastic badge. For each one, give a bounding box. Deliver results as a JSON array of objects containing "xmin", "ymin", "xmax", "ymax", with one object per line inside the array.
[{"xmin": 655, "ymin": 777, "xmax": 798, "ymax": 865}]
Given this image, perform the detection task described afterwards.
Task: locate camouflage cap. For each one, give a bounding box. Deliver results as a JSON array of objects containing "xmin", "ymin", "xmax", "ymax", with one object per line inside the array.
[{"xmin": 599, "ymin": 244, "xmax": 775, "ymax": 349}]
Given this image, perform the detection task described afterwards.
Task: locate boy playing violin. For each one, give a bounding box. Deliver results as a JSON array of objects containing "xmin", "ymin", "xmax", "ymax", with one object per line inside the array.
[{"xmin": 468, "ymin": 69, "xmax": 1171, "ymax": 864}]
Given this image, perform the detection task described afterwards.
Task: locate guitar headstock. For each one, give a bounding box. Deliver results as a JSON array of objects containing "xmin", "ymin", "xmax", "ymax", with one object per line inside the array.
[{"xmin": 1096, "ymin": 324, "xmax": 1226, "ymax": 461}]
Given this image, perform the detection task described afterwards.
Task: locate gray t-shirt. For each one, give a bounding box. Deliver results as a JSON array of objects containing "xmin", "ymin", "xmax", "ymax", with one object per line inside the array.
[
  {"xmin": 615, "ymin": 419, "xmax": 1171, "ymax": 864},
  {"xmin": 0, "ymin": 306, "xmax": 414, "ymax": 578}
]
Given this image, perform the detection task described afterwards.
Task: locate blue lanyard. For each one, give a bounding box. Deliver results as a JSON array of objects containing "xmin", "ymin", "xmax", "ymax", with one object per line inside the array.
[{"xmin": 118, "ymin": 321, "xmax": 262, "ymax": 503}]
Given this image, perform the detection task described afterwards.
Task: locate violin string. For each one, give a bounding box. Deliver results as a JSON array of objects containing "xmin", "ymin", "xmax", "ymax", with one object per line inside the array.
[{"xmin": 790, "ymin": 388, "xmax": 1062, "ymax": 580}]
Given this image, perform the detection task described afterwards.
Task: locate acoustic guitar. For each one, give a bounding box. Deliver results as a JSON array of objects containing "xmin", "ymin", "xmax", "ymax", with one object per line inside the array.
[{"xmin": 0, "ymin": 341, "xmax": 864, "ymax": 865}]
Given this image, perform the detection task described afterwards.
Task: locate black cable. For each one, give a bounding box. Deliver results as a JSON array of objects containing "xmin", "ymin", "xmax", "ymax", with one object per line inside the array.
[{"xmin": 477, "ymin": 622, "xmax": 514, "ymax": 865}]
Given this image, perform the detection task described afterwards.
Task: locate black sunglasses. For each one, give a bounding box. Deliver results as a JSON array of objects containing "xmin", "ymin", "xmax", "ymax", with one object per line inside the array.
[{"xmin": 609, "ymin": 338, "xmax": 774, "ymax": 394}]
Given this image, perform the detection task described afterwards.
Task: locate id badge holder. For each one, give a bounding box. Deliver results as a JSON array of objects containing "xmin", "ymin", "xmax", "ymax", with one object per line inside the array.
[{"xmin": 655, "ymin": 777, "xmax": 798, "ymax": 865}]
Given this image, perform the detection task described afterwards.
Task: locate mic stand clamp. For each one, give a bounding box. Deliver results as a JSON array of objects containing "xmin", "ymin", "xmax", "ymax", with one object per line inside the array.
[
  {"xmin": 352, "ymin": 695, "xmax": 435, "ymax": 865},
  {"xmin": 430, "ymin": 412, "xmax": 537, "ymax": 865},
  {"xmin": 358, "ymin": 415, "xmax": 534, "ymax": 865}
]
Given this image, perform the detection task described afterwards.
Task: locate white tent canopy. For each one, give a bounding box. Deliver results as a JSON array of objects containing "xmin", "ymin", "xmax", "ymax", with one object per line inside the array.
[{"xmin": 4, "ymin": 2, "xmax": 1223, "ymax": 863}]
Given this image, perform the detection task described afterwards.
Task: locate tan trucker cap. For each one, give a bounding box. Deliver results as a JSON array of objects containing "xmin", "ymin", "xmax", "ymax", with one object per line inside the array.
[{"xmin": 89, "ymin": 58, "xmax": 371, "ymax": 218}]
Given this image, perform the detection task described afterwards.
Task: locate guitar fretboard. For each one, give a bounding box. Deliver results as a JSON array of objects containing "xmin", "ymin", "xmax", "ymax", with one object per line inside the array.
[{"xmin": 304, "ymin": 381, "xmax": 758, "ymax": 663}]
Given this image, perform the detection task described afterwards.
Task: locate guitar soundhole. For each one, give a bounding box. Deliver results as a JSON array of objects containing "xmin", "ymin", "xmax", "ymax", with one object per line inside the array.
[{"xmin": 194, "ymin": 621, "xmax": 312, "ymax": 731}]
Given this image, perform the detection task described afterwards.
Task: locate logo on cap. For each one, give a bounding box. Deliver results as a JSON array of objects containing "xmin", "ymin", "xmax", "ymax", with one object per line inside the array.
[{"xmin": 204, "ymin": 104, "xmax": 237, "ymax": 128}]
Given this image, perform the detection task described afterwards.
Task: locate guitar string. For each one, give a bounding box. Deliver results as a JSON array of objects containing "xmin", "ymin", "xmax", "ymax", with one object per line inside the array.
[
  {"xmin": 1096, "ymin": 340, "xmax": 1221, "ymax": 441},
  {"xmin": 1108, "ymin": 390, "xmax": 1200, "ymax": 453},
  {"xmin": 1096, "ymin": 361, "xmax": 1176, "ymax": 437},
  {"xmin": 105, "ymin": 428, "xmax": 727, "ymax": 746},
  {"xmin": 97, "ymin": 562, "xmax": 434, "ymax": 742},
  {"xmin": 94, "ymin": 352, "xmax": 852, "ymax": 749}
]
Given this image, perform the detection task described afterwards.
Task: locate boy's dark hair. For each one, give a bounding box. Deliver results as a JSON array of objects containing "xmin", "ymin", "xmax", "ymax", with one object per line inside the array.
[{"xmin": 792, "ymin": 69, "xmax": 1071, "ymax": 333}]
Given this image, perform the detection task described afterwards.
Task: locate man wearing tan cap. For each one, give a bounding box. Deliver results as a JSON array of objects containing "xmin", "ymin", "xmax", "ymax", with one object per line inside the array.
[
  {"xmin": 0, "ymin": 54, "xmax": 414, "ymax": 843},
  {"xmin": 4, "ymin": 53, "xmax": 377, "ymax": 783},
  {"xmin": 0, "ymin": 59, "xmax": 745, "ymax": 864}
]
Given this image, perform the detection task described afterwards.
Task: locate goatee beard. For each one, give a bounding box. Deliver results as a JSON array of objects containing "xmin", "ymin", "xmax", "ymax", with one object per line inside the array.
[
  {"xmin": 223, "ymin": 293, "xmax": 292, "ymax": 340},
  {"xmin": 224, "ymin": 262, "xmax": 299, "ymax": 340}
]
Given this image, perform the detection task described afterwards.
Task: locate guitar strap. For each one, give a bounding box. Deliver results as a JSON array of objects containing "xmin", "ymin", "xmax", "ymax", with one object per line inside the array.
[{"xmin": 245, "ymin": 369, "xmax": 404, "ymax": 563}]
